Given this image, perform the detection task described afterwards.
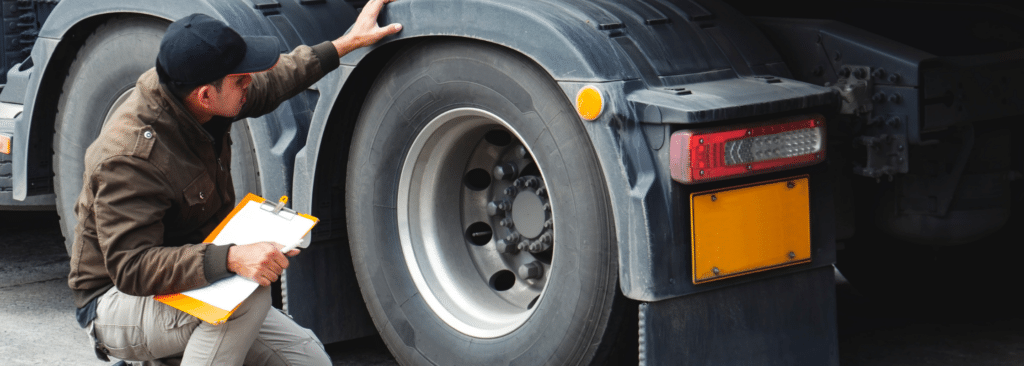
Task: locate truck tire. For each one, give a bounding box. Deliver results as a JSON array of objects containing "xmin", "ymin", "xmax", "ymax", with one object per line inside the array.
[
  {"xmin": 346, "ymin": 40, "xmax": 626, "ymax": 365},
  {"xmin": 52, "ymin": 16, "xmax": 260, "ymax": 254}
]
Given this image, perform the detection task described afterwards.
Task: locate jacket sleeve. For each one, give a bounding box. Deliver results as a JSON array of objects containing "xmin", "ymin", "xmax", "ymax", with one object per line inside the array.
[
  {"xmin": 237, "ymin": 41, "xmax": 340, "ymax": 119},
  {"xmin": 92, "ymin": 155, "xmax": 218, "ymax": 296}
]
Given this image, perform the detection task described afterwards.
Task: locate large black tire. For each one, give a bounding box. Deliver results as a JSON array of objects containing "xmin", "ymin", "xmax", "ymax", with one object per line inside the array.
[
  {"xmin": 53, "ymin": 16, "xmax": 260, "ymax": 255},
  {"xmin": 346, "ymin": 40, "xmax": 627, "ymax": 365}
]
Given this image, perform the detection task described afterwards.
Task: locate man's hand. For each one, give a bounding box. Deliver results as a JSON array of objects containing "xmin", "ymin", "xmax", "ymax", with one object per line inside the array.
[
  {"xmin": 226, "ymin": 242, "xmax": 300, "ymax": 287},
  {"xmin": 333, "ymin": 0, "xmax": 403, "ymax": 56}
]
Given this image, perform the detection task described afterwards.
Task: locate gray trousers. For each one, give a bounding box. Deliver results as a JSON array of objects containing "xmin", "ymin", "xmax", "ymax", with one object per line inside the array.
[{"xmin": 87, "ymin": 285, "xmax": 331, "ymax": 365}]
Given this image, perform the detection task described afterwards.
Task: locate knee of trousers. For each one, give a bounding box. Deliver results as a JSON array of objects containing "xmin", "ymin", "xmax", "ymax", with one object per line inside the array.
[{"xmin": 229, "ymin": 285, "xmax": 272, "ymax": 322}]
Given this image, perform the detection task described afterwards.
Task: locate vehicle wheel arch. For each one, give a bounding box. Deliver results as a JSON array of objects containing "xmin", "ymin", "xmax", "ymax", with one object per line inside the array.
[
  {"xmin": 16, "ymin": 12, "xmax": 164, "ymax": 204},
  {"xmin": 294, "ymin": 35, "xmax": 632, "ymax": 346}
]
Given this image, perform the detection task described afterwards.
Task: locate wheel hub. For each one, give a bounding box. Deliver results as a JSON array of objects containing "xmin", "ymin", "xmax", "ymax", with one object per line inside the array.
[{"xmin": 493, "ymin": 175, "xmax": 553, "ymax": 253}]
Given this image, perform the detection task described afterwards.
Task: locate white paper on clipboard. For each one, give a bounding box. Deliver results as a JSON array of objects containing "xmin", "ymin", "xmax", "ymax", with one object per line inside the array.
[{"xmin": 157, "ymin": 193, "xmax": 317, "ymax": 320}]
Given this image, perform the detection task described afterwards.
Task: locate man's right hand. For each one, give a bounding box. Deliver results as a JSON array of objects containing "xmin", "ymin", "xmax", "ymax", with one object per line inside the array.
[{"xmin": 226, "ymin": 242, "xmax": 300, "ymax": 286}]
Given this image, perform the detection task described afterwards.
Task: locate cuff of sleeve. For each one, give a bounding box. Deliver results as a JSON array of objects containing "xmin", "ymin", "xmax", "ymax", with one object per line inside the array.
[
  {"xmin": 311, "ymin": 41, "xmax": 341, "ymax": 75},
  {"xmin": 203, "ymin": 244, "xmax": 235, "ymax": 283}
]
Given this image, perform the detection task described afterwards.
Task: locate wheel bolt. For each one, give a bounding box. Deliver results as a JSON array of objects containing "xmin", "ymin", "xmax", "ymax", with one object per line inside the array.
[
  {"xmin": 504, "ymin": 186, "xmax": 518, "ymax": 197},
  {"xmin": 515, "ymin": 146, "xmax": 528, "ymax": 158},
  {"xmin": 500, "ymin": 218, "xmax": 514, "ymax": 228},
  {"xmin": 487, "ymin": 201, "xmax": 506, "ymax": 216},
  {"xmin": 505, "ymin": 232, "xmax": 521, "ymax": 244},
  {"xmin": 493, "ymin": 162, "xmax": 518, "ymax": 181},
  {"xmin": 496, "ymin": 239, "xmax": 519, "ymax": 254},
  {"xmin": 520, "ymin": 261, "xmax": 544, "ymax": 280},
  {"xmin": 526, "ymin": 177, "xmax": 540, "ymax": 188}
]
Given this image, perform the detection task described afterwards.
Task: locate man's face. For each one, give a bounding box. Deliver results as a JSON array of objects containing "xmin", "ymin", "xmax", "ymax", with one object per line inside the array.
[{"xmin": 208, "ymin": 73, "xmax": 253, "ymax": 118}]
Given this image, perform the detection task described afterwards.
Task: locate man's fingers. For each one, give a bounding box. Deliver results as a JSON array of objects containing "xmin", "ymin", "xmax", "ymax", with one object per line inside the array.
[
  {"xmin": 270, "ymin": 250, "xmax": 289, "ymax": 271},
  {"xmin": 361, "ymin": 0, "xmax": 386, "ymax": 22}
]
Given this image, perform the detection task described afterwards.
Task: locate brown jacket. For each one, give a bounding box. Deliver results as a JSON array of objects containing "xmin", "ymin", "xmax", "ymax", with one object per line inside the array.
[{"xmin": 68, "ymin": 42, "xmax": 340, "ymax": 308}]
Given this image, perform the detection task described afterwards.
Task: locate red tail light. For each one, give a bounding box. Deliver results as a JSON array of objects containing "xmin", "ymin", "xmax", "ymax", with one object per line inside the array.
[{"xmin": 670, "ymin": 114, "xmax": 826, "ymax": 184}]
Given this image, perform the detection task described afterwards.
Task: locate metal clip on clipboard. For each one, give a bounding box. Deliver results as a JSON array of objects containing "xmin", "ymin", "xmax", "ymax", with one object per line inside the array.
[{"xmin": 259, "ymin": 196, "xmax": 297, "ymax": 220}]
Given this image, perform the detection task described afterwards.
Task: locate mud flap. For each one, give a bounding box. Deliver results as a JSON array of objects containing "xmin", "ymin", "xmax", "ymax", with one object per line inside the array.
[{"xmin": 639, "ymin": 266, "xmax": 838, "ymax": 365}]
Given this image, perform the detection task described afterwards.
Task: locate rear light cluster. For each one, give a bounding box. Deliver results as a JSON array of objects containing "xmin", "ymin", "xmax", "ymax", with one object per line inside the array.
[{"xmin": 670, "ymin": 114, "xmax": 825, "ymax": 184}]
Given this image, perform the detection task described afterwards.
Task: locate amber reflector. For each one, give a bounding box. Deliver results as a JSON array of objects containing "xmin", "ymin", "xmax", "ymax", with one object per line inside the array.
[
  {"xmin": 575, "ymin": 86, "xmax": 603, "ymax": 121},
  {"xmin": 0, "ymin": 134, "xmax": 11, "ymax": 155},
  {"xmin": 690, "ymin": 176, "xmax": 812, "ymax": 284}
]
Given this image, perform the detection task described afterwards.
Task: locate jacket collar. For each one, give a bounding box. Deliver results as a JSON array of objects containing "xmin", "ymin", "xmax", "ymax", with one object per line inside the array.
[{"xmin": 135, "ymin": 69, "xmax": 215, "ymax": 145}]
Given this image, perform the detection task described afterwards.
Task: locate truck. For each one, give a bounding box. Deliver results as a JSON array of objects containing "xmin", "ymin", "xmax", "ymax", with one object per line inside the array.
[{"xmin": 1, "ymin": 0, "xmax": 1020, "ymax": 364}]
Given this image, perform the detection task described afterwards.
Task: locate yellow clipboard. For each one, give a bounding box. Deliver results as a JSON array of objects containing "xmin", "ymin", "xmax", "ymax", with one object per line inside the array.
[{"xmin": 154, "ymin": 193, "xmax": 318, "ymax": 325}]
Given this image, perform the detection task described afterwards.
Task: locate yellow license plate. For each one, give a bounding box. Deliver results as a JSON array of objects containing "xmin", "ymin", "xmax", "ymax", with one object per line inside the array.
[{"xmin": 690, "ymin": 175, "xmax": 811, "ymax": 284}]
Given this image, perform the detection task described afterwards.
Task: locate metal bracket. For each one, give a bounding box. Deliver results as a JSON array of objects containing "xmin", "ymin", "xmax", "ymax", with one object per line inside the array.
[
  {"xmin": 833, "ymin": 66, "xmax": 873, "ymax": 115},
  {"xmin": 852, "ymin": 134, "xmax": 909, "ymax": 179}
]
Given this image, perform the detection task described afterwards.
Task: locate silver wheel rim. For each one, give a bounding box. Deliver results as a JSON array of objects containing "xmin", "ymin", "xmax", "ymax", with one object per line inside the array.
[
  {"xmin": 397, "ymin": 108, "xmax": 555, "ymax": 338},
  {"xmin": 103, "ymin": 87, "xmax": 135, "ymax": 127}
]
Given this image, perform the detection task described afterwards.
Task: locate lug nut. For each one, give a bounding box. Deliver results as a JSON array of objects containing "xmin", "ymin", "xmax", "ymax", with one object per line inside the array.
[
  {"xmin": 838, "ymin": 67, "xmax": 850, "ymax": 78},
  {"xmin": 871, "ymin": 68, "xmax": 886, "ymax": 79},
  {"xmin": 487, "ymin": 201, "xmax": 505, "ymax": 216},
  {"xmin": 504, "ymin": 186, "xmax": 518, "ymax": 197},
  {"xmin": 536, "ymin": 187, "xmax": 547, "ymax": 196},
  {"xmin": 526, "ymin": 177, "xmax": 540, "ymax": 188},
  {"xmin": 853, "ymin": 68, "xmax": 867, "ymax": 79},
  {"xmin": 888, "ymin": 73, "xmax": 900, "ymax": 83},
  {"xmin": 519, "ymin": 261, "xmax": 544, "ymax": 280},
  {"xmin": 500, "ymin": 218, "xmax": 514, "ymax": 228},
  {"xmin": 493, "ymin": 162, "xmax": 518, "ymax": 181},
  {"xmin": 515, "ymin": 146, "xmax": 528, "ymax": 158},
  {"xmin": 505, "ymin": 232, "xmax": 521, "ymax": 244},
  {"xmin": 888, "ymin": 94, "xmax": 902, "ymax": 103},
  {"xmin": 513, "ymin": 178, "xmax": 527, "ymax": 188},
  {"xmin": 496, "ymin": 239, "xmax": 519, "ymax": 254},
  {"xmin": 544, "ymin": 219, "xmax": 553, "ymax": 229},
  {"xmin": 872, "ymin": 92, "xmax": 886, "ymax": 103}
]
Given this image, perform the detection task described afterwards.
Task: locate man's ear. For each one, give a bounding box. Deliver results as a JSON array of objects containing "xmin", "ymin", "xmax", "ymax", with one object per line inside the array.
[{"xmin": 193, "ymin": 85, "xmax": 215, "ymax": 109}]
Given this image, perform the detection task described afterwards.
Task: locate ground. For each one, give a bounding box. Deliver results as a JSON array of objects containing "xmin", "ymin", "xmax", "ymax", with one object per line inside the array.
[{"xmin": 2, "ymin": 210, "xmax": 1022, "ymax": 365}]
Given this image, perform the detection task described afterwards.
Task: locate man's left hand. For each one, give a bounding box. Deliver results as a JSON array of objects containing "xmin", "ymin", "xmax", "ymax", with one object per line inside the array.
[{"xmin": 333, "ymin": 0, "xmax": 403, "ymax": 56}]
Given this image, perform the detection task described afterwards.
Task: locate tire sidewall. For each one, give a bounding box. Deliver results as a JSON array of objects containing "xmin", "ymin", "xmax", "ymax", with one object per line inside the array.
[
  {"xmin": 347, "ymin": 40, "xmax": 617, "ymax": 364},
  {"xmin": 53, "ymin": 17, "xmax": 167, "ymax": 254}
]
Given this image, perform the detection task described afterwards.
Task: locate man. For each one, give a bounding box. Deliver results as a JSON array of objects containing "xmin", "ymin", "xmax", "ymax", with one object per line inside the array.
[{"xmin": 66, "ymin": 1, "xmax": 402, "ymax": 364}]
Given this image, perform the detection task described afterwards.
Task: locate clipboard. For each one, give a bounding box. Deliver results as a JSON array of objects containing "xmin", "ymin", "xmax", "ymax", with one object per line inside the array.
[{"xmin": 154, "ymin": 193, "xmax": 318, "ymax": 325}]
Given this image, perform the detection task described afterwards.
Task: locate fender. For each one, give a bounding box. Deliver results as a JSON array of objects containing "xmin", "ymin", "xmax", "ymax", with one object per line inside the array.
[
  {"xmin": 295, "ymin": 0, "xmax": 837, "ymax": 302},
  {"xmin": 9, "ymin": 0, "xmax": 354, "ymax": 203}
]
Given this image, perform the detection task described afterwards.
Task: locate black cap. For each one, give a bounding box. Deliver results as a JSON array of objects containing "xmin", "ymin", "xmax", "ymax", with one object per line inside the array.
[{"xmin": 156, "ymin": 13, "xmax": 280, "ymax": 87}]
